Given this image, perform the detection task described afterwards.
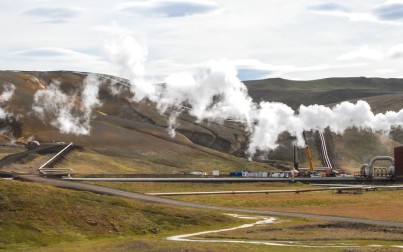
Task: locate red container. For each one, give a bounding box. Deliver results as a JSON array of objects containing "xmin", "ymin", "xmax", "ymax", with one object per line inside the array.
[{"xmin": 394, "ymin": 146, "xmax": 403, "ymax": 182}]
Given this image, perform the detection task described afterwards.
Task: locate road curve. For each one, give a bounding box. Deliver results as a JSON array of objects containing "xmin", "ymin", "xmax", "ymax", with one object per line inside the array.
[{"xmin": 17, "ymin": 175, "xmax": 403, "ymax": 228}]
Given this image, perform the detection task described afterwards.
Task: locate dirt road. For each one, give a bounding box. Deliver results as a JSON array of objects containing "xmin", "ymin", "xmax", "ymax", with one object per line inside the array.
[{"xmin": 17, "ymin": 175, "xmax": 403, "ymax": 228}]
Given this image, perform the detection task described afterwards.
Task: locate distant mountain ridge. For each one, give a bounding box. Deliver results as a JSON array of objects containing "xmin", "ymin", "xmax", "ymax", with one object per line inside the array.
[{"xmin": 246, "ymin": 77, "xmax": 403, "ymax": 111}]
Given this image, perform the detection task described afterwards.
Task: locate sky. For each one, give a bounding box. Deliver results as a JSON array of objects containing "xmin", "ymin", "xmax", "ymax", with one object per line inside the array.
[{"xmin": 1, "ymin": 0, "xmax": 403, "ymax": 80}]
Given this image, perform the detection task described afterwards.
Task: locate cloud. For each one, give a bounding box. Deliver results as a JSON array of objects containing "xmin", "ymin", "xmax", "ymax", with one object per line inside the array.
[
  {"xmin": 338, "ymin": 45, "xmax": 384, "ymax": 61},
  {"xmin": 117, "ymin": 0, "xmax": 219, "ymax": 18},
  {"xmin": 92, "ymin": 23, "xmax": 133, "ymax": 36},
  {"xmin": 387, "ymin": 43, "xmax": 403, "ymax": 58},
  {"xmin": 373, "ymin": 2, "xmax": 403, "ymax": 20},
  {"xmin": 22, "ymin": 7, "xmax": 80, "ymax": 23},
  {"xmin": 339, "ymin": 44, "xmax": 403, "ymax": 61},
  {"xmin": 309, "ymin": 1, "xmax": 402, "ymax": 25},
  {"xmin": 12, "ymin": 47, "xmax": 105, "ymax": 65},
  {"xmin": 13, "ymin": 47, "xmax": 80, "ymax": 58},
  {"xmin": 309, "ymin": 2, "xmax": 349, "ymax": 12},
  {"xmin": 8, "ymin": 47, "xmax": 112, "ymax": 81},
  {"xmin": 231, "ymin": 58, "xmax": 366, "ymax": 79}
]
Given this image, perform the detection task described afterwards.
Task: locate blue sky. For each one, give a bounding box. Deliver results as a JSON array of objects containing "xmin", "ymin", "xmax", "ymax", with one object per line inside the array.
[{"xmin": 1, "ymin": 0, "xmax": 403, "ymax": 80}]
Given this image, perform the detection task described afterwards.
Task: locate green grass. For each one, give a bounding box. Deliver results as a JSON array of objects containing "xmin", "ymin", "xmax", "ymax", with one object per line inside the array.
[
  {"xmin": 0, "ymin": 179, "xmax": 244, "ymax": 251},
  {"xmin": 173, "ymin": 188, "xmax": 403, "ymax": 222},
  {"xmin": 29, "ymin": 218, "xmax": 403, "ymax": 252},
  {"xmin": 201, "ymin": 217, "xmax": 403, "ymax": 242},
  {"xmin": 29, "ymin": 237, "xmax": 337, "ymax": 252},
  {"xmin": 2, "ymin": 179, "xmax": 402, "ymax": 251},
  {"xmin": 88, "ymin": 181, "xmax": 311, "ymax": 193},
  {"xmin": 86, "ymin": 181, "xmax": 403, "ymax": 222}
]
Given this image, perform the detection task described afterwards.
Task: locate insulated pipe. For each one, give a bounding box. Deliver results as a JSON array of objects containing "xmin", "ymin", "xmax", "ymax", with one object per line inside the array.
[
  {"xmin": 39, "ymin": 142, "xmax": 73, "ymax": 170},
  {"xmin": 319, "ymin": 131, "xmax": 332, "ymax": 170},
  {"xmin": 367, "ymin": 156, "xmax": 394, "ymax": 178}
]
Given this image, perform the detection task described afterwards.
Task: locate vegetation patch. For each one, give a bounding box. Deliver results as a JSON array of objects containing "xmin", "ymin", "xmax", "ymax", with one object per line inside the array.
[
  {"xmin": 0, "ymin": 180, "xmax": 241, "ymax": 250},
  {"xmin": 172, "ymin": 188, "xmax": 403, "ymax": 222}
]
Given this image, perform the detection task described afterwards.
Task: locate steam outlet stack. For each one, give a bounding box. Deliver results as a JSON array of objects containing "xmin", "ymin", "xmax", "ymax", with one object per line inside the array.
[{"xmin": 394, "ymin": 146, "xmax": 403, "ymax": 182}]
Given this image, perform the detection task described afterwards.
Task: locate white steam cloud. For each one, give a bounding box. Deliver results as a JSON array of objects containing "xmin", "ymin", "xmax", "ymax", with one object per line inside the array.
[
  {"xmin": 106, "ymin": 35, "xmax": 255, "ymax": 135},
  {"xmin": 249, "ymin": 101, "xmax": 403, "ymax": 156},
  {"xmin": 105, "ymin": 34, "xmax": 403, "ymax": 157},
  {"xmin": 32, "ymin": 74, "xmax": 102, "ymax": 135},
  {"xmin": 0, "ymin": 83, "xmax": 16, "ymax": 119}
]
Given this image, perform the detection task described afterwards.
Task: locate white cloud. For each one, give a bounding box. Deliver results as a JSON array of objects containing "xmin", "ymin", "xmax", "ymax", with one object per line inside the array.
[
  {"xmin": 22, "ymin": 6, "xmax": 82, "ymax": 23},
  {"xmin": 338, "ymin": 45, "xmax": 384, "ymax": 61},
  {"xmin": 387, "ymin": 43, "xmax": 403, "ymax": 58},
  {"xmin": 1, "ymin": 0, "xmax": 403, "ymax": 80},
  {"xmin": 338, "ymin": 43, "xmax": 403, "ymax": 62},
  {"xmin": 116, "ymin": 0, "xmax": 220, "ymax": 18},
  {"xmin": 231, "ymin": 58, "xmax": 367, "ymax": 80},
  {"xmin": 373, "ymin": 1, "xmax": 403, "ymax": 21},
  {"xmin": 310, "ymin": 2, "xmax": 402, "ymax": 25},
  {"xmin": 7, "ymin": 47, "xmax": 112, "ymax": 74}
]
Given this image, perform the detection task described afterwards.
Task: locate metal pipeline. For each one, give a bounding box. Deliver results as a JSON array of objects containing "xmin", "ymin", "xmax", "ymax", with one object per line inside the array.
[
  {"xmin": 39, "ymin": 142, "xmax": 73, "ymax": 170},
  {"xmin": 367, "ymin": 156, "xmax": 394, "ymax": 178}
]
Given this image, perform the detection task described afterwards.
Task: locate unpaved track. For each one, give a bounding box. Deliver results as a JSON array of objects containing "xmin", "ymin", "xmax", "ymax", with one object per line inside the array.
[{"xmin": 17, "ymin": 175, "xmax": 403, "ymax": 228}]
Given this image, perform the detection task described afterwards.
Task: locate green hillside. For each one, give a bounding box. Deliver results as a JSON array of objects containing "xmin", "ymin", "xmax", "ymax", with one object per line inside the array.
[{"xmin": 0, "ymin": 179, "xmax": 238, "ymax": 251}]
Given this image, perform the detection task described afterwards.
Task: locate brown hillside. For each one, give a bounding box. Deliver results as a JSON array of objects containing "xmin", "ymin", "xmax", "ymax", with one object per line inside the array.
[
  {"xmin": 1, "ymin": 71, "xmax": 403, "ymax": 173},
  {"xmin": 0, "ymin": 71, "xmax": 271, "ymax": 174},
  {"xmin": 246, "ymin": 77, "xmax": 403, "ymax": 171}
]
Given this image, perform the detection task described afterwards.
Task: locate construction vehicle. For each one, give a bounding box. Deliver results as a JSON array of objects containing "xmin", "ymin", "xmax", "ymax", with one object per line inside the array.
[
  {"xmin": 303, "ymin": 131, "xmax": 315, "ymax": 174},
  {"xmin": 293, "ymin": 131, "xmax": 336, "ymax": 177}
]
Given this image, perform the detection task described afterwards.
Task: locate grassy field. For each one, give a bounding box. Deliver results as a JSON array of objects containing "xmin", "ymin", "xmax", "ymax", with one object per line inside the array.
[
  {"xmin": 174, "ymin": 189, "xmax": 403, "ymax": 222},
  {"xmin": 29, "ymin": 237, "xmax": 340, "ymax": 252},
  {"xmin": 54, "ymin": 147, "xmax": 274, "ymax": 175},
  {"xmin": 89, "ymin": 181, "xmax": 403, "ymax": 222},
  {"xmin": 30, "ymin": 218, "xmax": 403, "ymax": 252},
  {"xmin": 5, "ymin": 179, "xmax": 397, "ymax": 252},
  {"xmin": 88, "ymin": 181, "xmax": 312, "ymax": 193},
  {"xmin": 197, "ymin": 217, "xmax": 403, "ymax": 250},
  {"xmin": 2, "ymin": 179, "xmax": 402, "ymax": 251},
  {"xmin": 0, "ymin": 179, "xmax": 246, "ymax": 251}
]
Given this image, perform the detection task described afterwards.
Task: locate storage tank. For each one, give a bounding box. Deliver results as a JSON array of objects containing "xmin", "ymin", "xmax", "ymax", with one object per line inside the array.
[
  {"xmin": 27, "ymin": 140, "xmax": 40, "ymax": 150},
  {"xmin": 394, "ymin": 146, "xmax": 403, "ymax": 182}
]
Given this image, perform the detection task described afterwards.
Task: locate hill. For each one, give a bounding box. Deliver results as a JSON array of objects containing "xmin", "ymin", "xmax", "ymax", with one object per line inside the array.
[
  {"xmin": 0, "ymin": 71, "xmax": 402, "ymax": 173},
  {"xmin": 0, "ymin": 71, "xmax": 272, "ymax": 174},
  {"xmin": 245, "ymin": 77, "xmax": 403, "ymax": 171},
  {"xmin": 246, "ymin": 77, "xmax": 403, "ymax": 110},
  {"xmin": 0, "ymin": 179, "xmax": 240, "ymax": 250}
]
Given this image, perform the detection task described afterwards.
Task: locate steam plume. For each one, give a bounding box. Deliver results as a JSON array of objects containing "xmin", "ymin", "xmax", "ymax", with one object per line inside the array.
[
  {"xmin": 0, "ymin": 83, "xmax": 16, "ymax": 119},
  {"xmin": 106, "ymin": 34, "xmax": 403, "ymax": 157},
  {"xmin": 248, "ymin": 100, "xmax": 403, "ymax": 156},
  {"xmin": 32, "ymin": 74, "xmax": 102, "ymax": 135},
  {"xmin": 106, "ymin": 35, "xmax": 254, "ymax": 127}
]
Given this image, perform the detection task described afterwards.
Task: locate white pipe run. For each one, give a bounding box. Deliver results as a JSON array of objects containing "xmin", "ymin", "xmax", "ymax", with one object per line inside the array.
[
  {"xmin": 367, "ymin": 156, "xmax": 394, "ymax": 178},
  {"xmin": 39, "ymin": 142, "xmax": 73, "ymax": 170}
]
